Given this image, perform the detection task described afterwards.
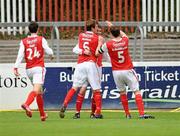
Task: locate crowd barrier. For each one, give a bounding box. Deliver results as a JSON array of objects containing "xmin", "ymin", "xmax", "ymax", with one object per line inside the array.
[{"xmin": 0, "ymin": 62, "xmax": 179, "ymax": 110}]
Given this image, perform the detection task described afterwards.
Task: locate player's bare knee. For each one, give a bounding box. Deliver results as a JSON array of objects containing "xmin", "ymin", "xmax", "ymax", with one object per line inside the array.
[
  {"xmin": 120, "ymin": 90, "xmax": 126, "ymax": 95},
  {"xmin": 79, "ymin": 87, "xmax": 87, "ymax": 95},
  {"xmin": 93, "ymin": 89, "xmax": 101, "ymax": 93},
  {"xmin": 134, "ymin": 90, "xmax": 141, "ymax": 95},
  {"xmin": 33, "ymin": 84, "xmax": 43, "ymax": 93},
  {"xmin": 72, "ymin": 87, "xmax": 78, "ymax": 91}
]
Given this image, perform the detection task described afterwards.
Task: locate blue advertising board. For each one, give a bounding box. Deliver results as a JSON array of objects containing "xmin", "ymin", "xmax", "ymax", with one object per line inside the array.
[{"xmin": 43, "ymin": 66, "xmax": 180, "ymax": 109}]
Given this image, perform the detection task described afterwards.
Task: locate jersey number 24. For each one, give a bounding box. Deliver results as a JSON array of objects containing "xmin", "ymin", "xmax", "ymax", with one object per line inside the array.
[{"xmin": 27, "ymin": 47, "xmax": 40, "ymax": 60}]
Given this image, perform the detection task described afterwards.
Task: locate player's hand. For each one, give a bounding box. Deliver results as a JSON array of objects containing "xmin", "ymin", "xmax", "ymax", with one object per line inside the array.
[
  {"xmin": 49, "ymin": 55, "xmax": 54, "ymax": 60},
  {"xmin": 106, "ymin": 21, "xmax": 113, "ymax": 27},
  {"xmin": 83, "ymin": 49, "xmax": 91, "ymax": 56},
  {"xmin": 14, "ymin": 68, "xmax": 20, "ymax": 77}
]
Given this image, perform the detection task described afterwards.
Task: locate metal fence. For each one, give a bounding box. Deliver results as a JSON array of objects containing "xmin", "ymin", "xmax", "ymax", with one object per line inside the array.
[
  {"xmin": 0, "ymin": 0, "xmax": 179, "ymax": 36},
  {"xmin": 0, "ymin": 21, "xmax": 179, "ymax": 62}
]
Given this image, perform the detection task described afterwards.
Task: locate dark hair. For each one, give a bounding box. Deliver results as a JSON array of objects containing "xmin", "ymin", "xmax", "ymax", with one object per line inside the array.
[
  {"xmin": 110, "ymin": 26, "xmax": 120, "ymax": 37},
  {"xmin": 28, "ymin": 21, "xmax": 39, "ymax": 33},
  {"xmin": 86, "ymin": 19, "xmax": 98, "ymax": 31}
]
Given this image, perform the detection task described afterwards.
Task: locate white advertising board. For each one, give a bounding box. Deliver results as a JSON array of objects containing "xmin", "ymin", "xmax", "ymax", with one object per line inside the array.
[{"xmin": 0, "ymin": 64, "xmax": 37, "ymax": 110}]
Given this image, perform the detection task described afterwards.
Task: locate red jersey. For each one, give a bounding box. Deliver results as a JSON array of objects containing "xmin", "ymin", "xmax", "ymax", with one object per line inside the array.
[
  {"xmin": 104, "ymin": 36, "xmax": 133, "ymax": 70},
  {"xmin": 77, "ymin": 31, "xmax": 99, "ymax": 64},
  {"xmin": 22, "ymin": 36, "xmax": 45, "ymax": 69}
]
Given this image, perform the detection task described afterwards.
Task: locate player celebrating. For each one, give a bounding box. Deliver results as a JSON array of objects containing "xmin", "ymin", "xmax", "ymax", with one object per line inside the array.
[
  {"xmin": 14, "ymin": 21, "xmax": 54, "ymax": 121},
  {"xmin": 59, "ymin": 19, "xmax": 104, "ymax": 119},
  {"xmin": 72, "ymin": 33, "xmax": 110, "ymax": 119},
  {"xmin": 96, "ymin": 21, "xmax": 154, "ymax": 119},
  {"xmin": 72, "ymin": 43, "xmax": 102, "ymax": 119}
]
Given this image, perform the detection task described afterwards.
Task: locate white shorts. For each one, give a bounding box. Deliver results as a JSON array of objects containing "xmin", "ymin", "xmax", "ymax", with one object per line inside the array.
[
  {"xmin": 82, "ymin": 66, "xmax": 102, "ymax": 87},
  {"xmin": 112, "ymin": 69, "xmax": 139, "ymax": 92},
  {"xmin": 73, "ymin": 61, "xmax": 101, "ymax": 90},
  {"xmin": 26, "ymin": 66, "xmax": 46, "ymax": 84}
]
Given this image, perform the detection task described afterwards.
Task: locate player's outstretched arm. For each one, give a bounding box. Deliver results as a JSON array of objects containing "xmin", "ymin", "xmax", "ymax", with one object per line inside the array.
[
  {"xmin": 120, "ymin": 30, "xmax": 128, "ymax": 38},
  {"xmin": 106, "ymin": 21, "xmax": 128, "ymax": 38}
]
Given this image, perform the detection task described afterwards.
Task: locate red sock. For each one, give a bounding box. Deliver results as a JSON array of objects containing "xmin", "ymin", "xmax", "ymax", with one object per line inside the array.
[
  {"xmin": 93, "ymin": 91, "xmax": 102, "ymax": 115},
  {"xmin": 76, "ymin": 93, "xmax": 84, "ymax": 113},
  {"xmin": 91, "ymin": 97, "xmax": 96, "ymax": 114},
  {"xmin": 63, "ymin": 88, "xmax": 76, "ymax": 107},
  {"xmin": 36, "ymin": 94, "xmax": 45, "ymax": 116},
  {"xmin": 25, "ymin": 91, "xmax": 38, "ymax": 106},
  {"xmin": 120, "ymin": 94, "xmax": 130, "ymax": 116},
  {"xmin": 135, "ymin": 94, "xmax": 144, "ymax": 116}
]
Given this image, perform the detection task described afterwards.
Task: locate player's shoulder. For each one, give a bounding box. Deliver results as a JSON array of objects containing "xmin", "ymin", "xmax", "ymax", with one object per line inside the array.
[
  {"xmin": 79, "ymin": 32, "xmax": 84, "ymax": 37},
  {"xmin": 106, "ymin": 39, "xmax": 114, "ymax": 44},
  {"xmin": 37, "ymin": 35, "xmax": 44, "ymax": 40}
]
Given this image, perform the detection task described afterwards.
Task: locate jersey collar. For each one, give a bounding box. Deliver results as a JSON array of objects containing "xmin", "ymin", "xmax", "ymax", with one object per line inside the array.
[{"xmin": 86, "ymin": 31, "xmax": 94, "ymax": 34}]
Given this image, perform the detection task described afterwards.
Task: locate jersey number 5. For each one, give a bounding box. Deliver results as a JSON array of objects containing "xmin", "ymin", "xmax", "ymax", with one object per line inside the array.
[
  {"xmin": 118, "ymin": 51, "xmax": 125, "ymax": 63},
  {"xmin": 27, "ymin": 47, "xmax": 40, "ymax": 60}
]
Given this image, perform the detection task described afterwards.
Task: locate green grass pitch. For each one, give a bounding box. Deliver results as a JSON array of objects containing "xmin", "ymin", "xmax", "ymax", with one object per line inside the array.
[{"xmin": 0, "ymin": 111, "xmax": 180, "ymax": 136}]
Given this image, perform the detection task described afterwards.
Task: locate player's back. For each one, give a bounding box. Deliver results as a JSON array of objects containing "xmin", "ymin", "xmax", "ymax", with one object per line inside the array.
[
  {"xmin": 78, "ymin": 31, "xmax": 99, "ymax": 64},
  {"xmin": 22, "ymin": 36, "xmax": 44, "ymax": 68},
  {"xmin": 106, "ymin": 36, "xmax": 133, "ymax": 70}
]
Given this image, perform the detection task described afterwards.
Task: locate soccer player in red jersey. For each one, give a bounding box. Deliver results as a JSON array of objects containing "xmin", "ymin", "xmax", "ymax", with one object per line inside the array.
[
  {"xmin": 72, "ymin": 30, "xmax": 110, "ymax": 119},
  {"xmin": 59, "ymin": 19, "xmax": 104, "ymax": 119},
  {"xmin": 72, "ymin": 43, "xmax": 99, "ymax": 119},
  {"xmin": 96, "ymin": 21, "xmax": 154, "ymax": 119},
  {"xmin": 72, "ymin": 46, "xmax": 102, "ymax": 119},
  {"xmin": 14, "ymin": 21, "xmax": 54, "ymax": 121}
]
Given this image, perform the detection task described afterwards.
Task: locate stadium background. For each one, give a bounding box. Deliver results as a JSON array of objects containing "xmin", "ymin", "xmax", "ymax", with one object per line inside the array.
[
  {"xmin": 0, "ymin": 0, "xmax": 179, "ymax": 110},
  {"xmin": 0, "ymin": 1, "xmax": 180, "ymax": 136}
]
